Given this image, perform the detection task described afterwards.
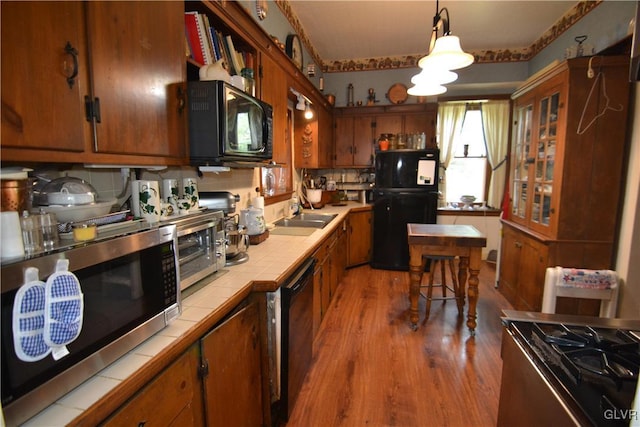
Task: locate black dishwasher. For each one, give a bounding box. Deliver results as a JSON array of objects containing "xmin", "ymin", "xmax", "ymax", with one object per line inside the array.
[{"xmin": 280, "ymin": 257, "xmax": 315, "ymax": 421}]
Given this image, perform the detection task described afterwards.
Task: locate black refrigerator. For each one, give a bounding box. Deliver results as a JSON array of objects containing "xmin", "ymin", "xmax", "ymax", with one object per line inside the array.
[{"xmin": 371, "ymin": 149, "xmax": 439, "ymax": 270}]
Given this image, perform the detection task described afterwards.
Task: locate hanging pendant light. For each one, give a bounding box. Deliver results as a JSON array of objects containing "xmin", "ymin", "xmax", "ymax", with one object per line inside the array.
[
  {"xmin": 408, "ymin": 63, "xmax": 454, "ymax": 96},
  {"xmin": 407, "ymin": 82, "xmax": 447, "ymax": 96},
  {"xmin": 411, "ymin": 64, "xmax": 458, "ymax": 85},
  {"xmin": 418, "ymin": 35, "xmax": 474, "ymax": 70},
  {"xmin": 408, "ymin": 0, "xmax": 473, "ymax": 95}
]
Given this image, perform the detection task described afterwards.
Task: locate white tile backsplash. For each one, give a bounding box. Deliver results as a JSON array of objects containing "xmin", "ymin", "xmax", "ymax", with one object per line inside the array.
[{"xmin": 54, "ymin": 166, "xmax": 295, "ymax": 224}]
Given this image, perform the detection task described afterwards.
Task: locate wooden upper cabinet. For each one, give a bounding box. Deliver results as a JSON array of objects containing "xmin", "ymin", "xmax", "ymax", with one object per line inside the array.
[
  {"xmin": 353, "ymin": 116, "xmax": 376, "ymax": 166},
  {"xmin": 316, "ymin": 105, "xmax": 334, "ymax": 168},
  {"xmin": 334, "ymin": 104, "xmax": 437, "ymax": 167},
  {"xmin": 375, "ymin": 115, "xmax": 403, "ymax": 135},
  {"xmin": 334, "ymin": 115, "xmax": 374, "ymax": 167},
  {"xmin": 1, "ymin": 1, "xmax": 87, "ymax": 155},
  {"xmin": 260, "ymin": 53, "xmax": 289, "ymax": 165},
  {"xmin": 86, "ymin": 1, "xmax": 186, "ymax": 160},
  {"xmin": 1, "ymin": 1, "xmax": 186, "ymax": 165},
  {"xmin": 334, "ymin": 115, "xmax": 355, "ymax": 167},
  {"xmin": 295, "ymin": 99, "xmax": 333, "ymax": 169},
  {"xmin": 507, "ymin": 56, "xmax": 630, "ymax": 241}
]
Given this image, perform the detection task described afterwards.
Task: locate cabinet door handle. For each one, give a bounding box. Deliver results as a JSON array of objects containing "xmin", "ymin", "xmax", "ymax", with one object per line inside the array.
[
  {"xmin": 176, "ymin": 86, "xmax": 185, "ymax": 113},
  {"xmin": 64, "ymin": 42, "xmax": 79, "ymax": 89},
  {"xmin": 514, "ymin": 241, "xmax": 522, "ymax": 248}
]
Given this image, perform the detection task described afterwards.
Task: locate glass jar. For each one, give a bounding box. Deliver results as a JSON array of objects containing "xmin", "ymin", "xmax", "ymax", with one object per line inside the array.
[{"xmin": 378, "ymin": 136, "xmax": 389, "ymax": 151}]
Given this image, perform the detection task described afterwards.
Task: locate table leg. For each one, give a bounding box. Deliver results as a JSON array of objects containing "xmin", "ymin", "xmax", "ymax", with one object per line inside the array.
[
  {"xmin": 466, "ymin": 250, "xmax": 482, "ymax": 335},
  {"xmin": 457, "ymin": 256, "xmax": 468, "ymax": 308},
  {"xmin": 408, "ymin": 247, "xmax": 426, "ymax": 330}
]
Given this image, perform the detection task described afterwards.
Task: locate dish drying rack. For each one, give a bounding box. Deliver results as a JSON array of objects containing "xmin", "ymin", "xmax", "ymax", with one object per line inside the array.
[{"xmin": 56, "ymin": 210, "xmax": 132, "ymax": 234}]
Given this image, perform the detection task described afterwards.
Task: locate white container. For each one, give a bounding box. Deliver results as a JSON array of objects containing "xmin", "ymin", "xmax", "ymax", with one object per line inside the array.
[
  {"xmin": 1, "ymin": 211, "xmax": 24, "ymax": 259},
  {"xmin": 183, "ymin": 178, "xmax": 199, "ymax": 211},
  {"xmin": 47, "ymin": 188, "xmax": 94, "ymax": 206},
  {"xmin": 306, "ymin": 189, "xmax": 322, "ymax": 204},
  {"xmin": 134, "ymin": 180, "xmax": 160, "ymax": 223},
  {"xmin": 162, "ymin": 179, "xmax": 179, "ymax": 202}
]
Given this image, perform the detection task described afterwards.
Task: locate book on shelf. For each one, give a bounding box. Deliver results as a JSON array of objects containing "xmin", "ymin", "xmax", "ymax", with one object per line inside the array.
[
  {"xmin": 184, "ymin": 11, "xmax": 205, "ymax": 64},
  {"xmin": 184, "ymin": 11, "xmax": 251, "ymax": 75},
  {"xmin": 217, "ymin": 30, "xmax": 234, "ymax": 74},
  {"xmin": 225, "ymin": 35, "xmax": 244, "ymax": 76},
  {"xmin": 202, "ymin": 14, "xmax": 221, "ymax": 62},
  {"xmin": 195, "ymin": 12, "xmax": 214, "ymax": 65}
]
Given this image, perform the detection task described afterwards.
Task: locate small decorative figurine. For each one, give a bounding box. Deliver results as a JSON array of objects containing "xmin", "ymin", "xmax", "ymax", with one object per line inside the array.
[{"xmin": 367, "ymin": 88, "xmax": 378, "ymax": 106}]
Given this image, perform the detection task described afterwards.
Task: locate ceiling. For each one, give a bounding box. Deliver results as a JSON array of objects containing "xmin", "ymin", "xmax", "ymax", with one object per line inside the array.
[{"xmin": 286, "ymin": 1, "xmax": 579, "ymax": 63}]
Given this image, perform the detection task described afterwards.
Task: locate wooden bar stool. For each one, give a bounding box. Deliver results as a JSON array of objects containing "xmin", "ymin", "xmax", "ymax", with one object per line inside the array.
[{"xmin": 420, "ymin": 256, "xmax": 463, "ymax": 323}]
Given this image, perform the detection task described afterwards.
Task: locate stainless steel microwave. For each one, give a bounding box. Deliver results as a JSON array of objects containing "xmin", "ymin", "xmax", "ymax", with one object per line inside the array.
[
  {"xmin": 1, "ymin": 225, "xmax": 180, "ymax": 425},
  {"xmin": 188, "ymin": 80, "xmax": 273, "ymax": 165}
]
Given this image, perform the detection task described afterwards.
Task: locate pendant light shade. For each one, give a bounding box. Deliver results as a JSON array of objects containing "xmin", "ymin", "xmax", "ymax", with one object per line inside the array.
[
  {"xmin": 411, "ymin": 65, "xmax": 458, "ymax": 85},
  {"xmin": 418, "ymin": 35, "xmax": 474, "ymax": 70},
  {"xmin": 407, "ymin": 0, "xmax": 473, "ymax": 95},
  {"xmin": 407, "ymin": 82, "xmax": 447, "ymax": 96}
]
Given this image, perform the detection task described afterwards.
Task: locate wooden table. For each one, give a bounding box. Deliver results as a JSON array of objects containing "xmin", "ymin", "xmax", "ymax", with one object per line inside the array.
[{"xmin": 407, "ymin": 224, "xmax": 487, "ymax": 333}]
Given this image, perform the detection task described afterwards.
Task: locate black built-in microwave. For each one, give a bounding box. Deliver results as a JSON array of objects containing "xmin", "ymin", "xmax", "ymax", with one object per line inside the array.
[{"xmin": 188, "ymin": 80, "xmax": 273, "ymax": 165}]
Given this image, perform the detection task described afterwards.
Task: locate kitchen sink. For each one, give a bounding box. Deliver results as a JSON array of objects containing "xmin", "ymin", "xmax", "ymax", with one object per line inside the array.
[{"xmin": 274, "ymin": 213, "xmax": 337, "ymax": 229}]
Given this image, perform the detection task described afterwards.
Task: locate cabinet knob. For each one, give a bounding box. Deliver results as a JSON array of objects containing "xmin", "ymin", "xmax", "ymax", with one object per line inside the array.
[
  {"xmin": 176, "ymin": 86, "xmax": 185, "ymax": 113},
  {"xmin": 514, "ymin": 241, "xmax": 522, "ymax": 248}
]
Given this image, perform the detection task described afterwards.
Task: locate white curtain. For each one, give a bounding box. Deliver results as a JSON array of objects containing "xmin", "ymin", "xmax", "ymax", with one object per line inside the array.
[
  {"xmin": 437, "ymin": 103, "xmax": 467, "ymax": 204},
  {"xmin": 481, "ymin": 100, "xmax": 510, "ymax": 209}
]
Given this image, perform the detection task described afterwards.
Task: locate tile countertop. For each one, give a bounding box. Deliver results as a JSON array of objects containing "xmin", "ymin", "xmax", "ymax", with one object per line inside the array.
[{"xmin": 19, "ymin": 203, "xmax": 366, "ymax": 427}]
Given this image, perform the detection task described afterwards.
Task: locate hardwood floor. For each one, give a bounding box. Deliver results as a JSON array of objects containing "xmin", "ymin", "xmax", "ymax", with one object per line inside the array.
[{"xmin": 287, "ymin": 261, "xmax": 513, "ymax": 427}]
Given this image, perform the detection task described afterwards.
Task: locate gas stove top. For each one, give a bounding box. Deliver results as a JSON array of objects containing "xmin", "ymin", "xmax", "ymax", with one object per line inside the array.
[{"xmin": 502, "ymin": 311, "xmax": 640, "ymax": 427}]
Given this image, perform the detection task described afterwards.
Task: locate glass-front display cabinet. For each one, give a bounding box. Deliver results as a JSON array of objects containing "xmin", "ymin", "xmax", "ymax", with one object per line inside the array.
[{"xmin": 509, "ymin": 80, "xmax": 563, "ymax": 237}]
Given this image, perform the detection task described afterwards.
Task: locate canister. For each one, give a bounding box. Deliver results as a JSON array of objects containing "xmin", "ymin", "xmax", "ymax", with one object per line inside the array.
[{"xmin": 1, "ymin": 179, "xmax": 28, "ymax": 212}]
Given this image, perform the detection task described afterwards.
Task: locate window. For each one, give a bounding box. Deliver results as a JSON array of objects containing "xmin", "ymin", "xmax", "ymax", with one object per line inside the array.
[{"xmin": 445, "ymin": 108, "xmax": 488, "ymax": 205}]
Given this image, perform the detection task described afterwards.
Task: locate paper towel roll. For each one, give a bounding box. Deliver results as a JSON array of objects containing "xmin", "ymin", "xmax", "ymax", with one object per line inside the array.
[
  {"xmin": 1, "ymin": 211, "xmax": 25, "ymax": 259},
  {"xmin": 252, "ymin": 196, "xmax": 264, "ymax": 210}
]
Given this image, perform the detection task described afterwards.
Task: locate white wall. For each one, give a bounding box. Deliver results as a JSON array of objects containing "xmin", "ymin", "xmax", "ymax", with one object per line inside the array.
[
  {"xmin": 616, "ymin": 85, "xmax": 640, "ymax": 319},
  {"xmin": 436, "ymin": 214, "xmax": 501, "ymax": 261}
]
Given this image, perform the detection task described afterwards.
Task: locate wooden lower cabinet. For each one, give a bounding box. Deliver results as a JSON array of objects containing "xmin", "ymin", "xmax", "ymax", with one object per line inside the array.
[
  {"xmin": 200, "ymin": 299, "xmax": 265, "ymax": 427},
  {"xmin": 347, "ymin": 210, "xmax": 372, "ymax": 267},
  {"xmin": 103, "ymin": 297, "xmax": 267, "ymax": 427},
  {"xmin": 312, "ymin": 222, "xmax": 348, "ymax": 341},
  {"xmin": 499, "ymin": 224, "xmax": 548, "ymax": 311},
  {"xmin": 499, "ymin": 221, "xmax": 609, "ymax": 315},
  {"xmin": 102, "ymin": 344, "xmax": 204, "ymax": 426},
  {"xmin": 312, "ymin": 243, "xmax": 328, "ymax": 338}
]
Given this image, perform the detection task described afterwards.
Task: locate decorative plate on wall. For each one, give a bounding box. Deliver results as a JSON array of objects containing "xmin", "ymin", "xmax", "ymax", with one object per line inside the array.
[
  {"xmin": 387, "ymin": 83, "xmax": 408, "ymax": 104},
  {"xmin": 286, "ymin": 34, "xmax": 303, "ymax": 71}
]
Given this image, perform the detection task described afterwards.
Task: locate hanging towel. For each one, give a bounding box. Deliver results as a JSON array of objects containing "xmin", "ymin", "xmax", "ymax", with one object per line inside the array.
[
  {"xmin": 44, "ymin": 259, "xmax": 83, "ymax": 360},
  {"xmin": 559, "ymin": 268, "xmax": 617, "ymax": 290},
  {"xmin": 12, "ymin": 267, "xmax": 51, "ymax": 362}
]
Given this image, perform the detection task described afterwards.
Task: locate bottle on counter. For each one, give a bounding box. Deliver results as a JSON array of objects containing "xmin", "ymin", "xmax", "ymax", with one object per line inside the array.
[{"xmin": 290, "ymin": 195, "xmax": 300, "ymax": 216}]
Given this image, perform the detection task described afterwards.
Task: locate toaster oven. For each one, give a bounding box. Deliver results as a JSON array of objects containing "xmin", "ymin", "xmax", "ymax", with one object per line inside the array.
[{"xmin": 163, "ymin": 210, "xmax": 225, "ymax": 291}]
